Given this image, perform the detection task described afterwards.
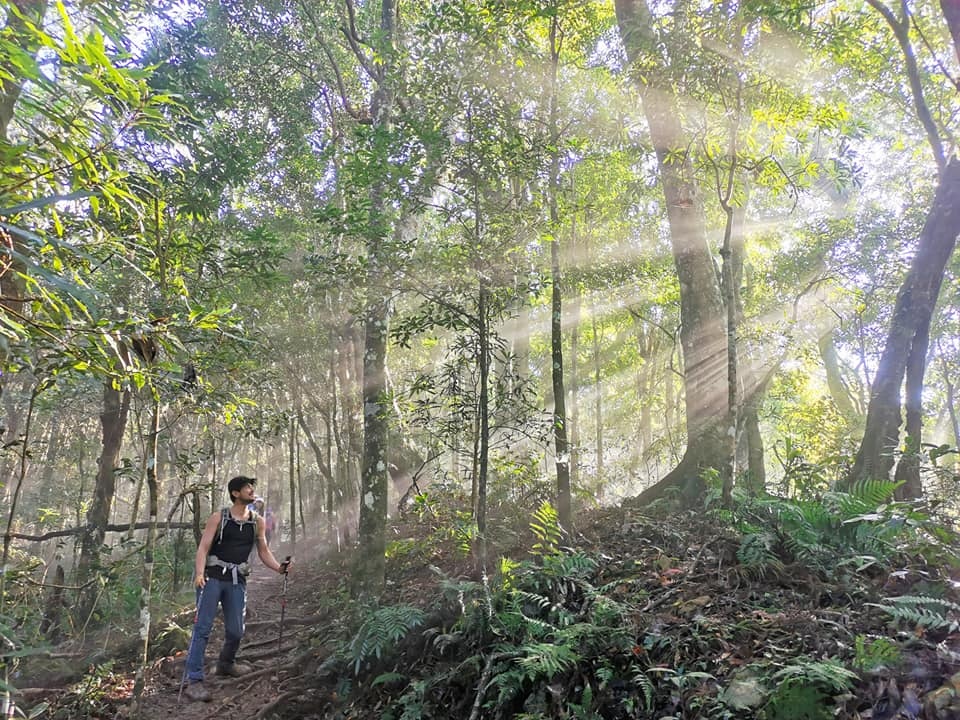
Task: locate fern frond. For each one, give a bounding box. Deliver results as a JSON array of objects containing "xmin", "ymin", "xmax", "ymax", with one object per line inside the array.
[
  {"xmin": 347, "ymin": 604, "xmax": 426, "ymax": 674},
  {"xmin": 771, "ymin": 657, "xmax": 858, "ymax": 693},
  {"xmin": 632, "ymin": 668, "xmax": 655, "ymax": 711},
  {"xmin": 849, "ymin": 478, "xmax": 900, "ymax": 508},
  {"xmin": 516, "ymin": 641, "xmax": 579, "ymax": 679},
  {"xmin": 541, "ymin": 551, "xmax": 597, "ymax": 579},
  {"xmin": 737, "ymin": 532, "xmax": 784, "ymax": 578},
  {"xmin": 868, "ymin": 595, "xmax": 960, "ymax": 632},
  {"xmin": 530, "ymin": 501, "xmax": 561, "ymax": 556}
]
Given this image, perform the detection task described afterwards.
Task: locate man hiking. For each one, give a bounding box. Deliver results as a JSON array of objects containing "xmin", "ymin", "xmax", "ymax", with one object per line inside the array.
[{"xmin": 182, "ymin": 475, "xmax": 292, "ymax": 702}]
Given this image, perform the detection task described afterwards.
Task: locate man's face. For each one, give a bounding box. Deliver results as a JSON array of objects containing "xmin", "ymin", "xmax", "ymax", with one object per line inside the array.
[{"xmin": 234, "ymin": 483, "xmax": 256, "ymax": 503}]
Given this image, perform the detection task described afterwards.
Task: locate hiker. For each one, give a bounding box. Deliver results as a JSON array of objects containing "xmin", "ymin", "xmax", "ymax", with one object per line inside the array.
[
  {"xmin": 182, "ymin": 475, "xmax": 292, "ymax": 702},
  {"xmin": 264, "ymin": 506, "xmax": 277, "ymax": 545},
  {"xmin": 247, "ymin": 496, "xmax": 277, "ymax": 545}
]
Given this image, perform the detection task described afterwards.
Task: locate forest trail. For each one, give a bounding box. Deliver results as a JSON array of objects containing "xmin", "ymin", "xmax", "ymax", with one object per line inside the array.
[{"xmin": 128, "ymin": 547, "xmax": 325, "ymax": 720}]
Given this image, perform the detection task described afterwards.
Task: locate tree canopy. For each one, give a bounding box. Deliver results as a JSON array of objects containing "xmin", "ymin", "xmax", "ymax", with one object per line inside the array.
[{"xmin": 1, "ymin": 0, "xmax": 960, "ymax": 717}]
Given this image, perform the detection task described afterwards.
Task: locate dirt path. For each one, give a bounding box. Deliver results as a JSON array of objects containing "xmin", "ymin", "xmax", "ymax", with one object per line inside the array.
[{"xmin": 133, "ymin": 554, "xmax": 318, "ymax": 720}]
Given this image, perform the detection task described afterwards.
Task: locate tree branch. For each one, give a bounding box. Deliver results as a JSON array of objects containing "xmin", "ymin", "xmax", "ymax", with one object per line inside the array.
[
  {"xmin": 7, "ymin": 521, "xmax": 192, "ymax": 542},
  {"xmin": 866, "ymin": 0, "xmax": 947, "ymax": 172}
]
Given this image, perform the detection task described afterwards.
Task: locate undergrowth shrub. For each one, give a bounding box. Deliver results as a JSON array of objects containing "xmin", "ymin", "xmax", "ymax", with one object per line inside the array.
[{"xmin": 717, "ymin": 478, "xmax": 959, "ymax": 581}]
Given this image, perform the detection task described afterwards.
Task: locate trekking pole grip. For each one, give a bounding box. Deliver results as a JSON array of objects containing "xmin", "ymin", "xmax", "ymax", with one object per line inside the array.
[{"xmin": 280, "ymin": 556, "xmax": 292, "ymax": 574}]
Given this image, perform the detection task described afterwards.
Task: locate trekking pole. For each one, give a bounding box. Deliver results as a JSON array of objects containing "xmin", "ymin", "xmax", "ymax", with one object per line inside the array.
[
  {"xmin": 277, "ymin": 557, "xmax": 292, "ymax": 653},
  {"xmin": 177, "ymin": 581, "xmax": 206, "ymax": 707}
]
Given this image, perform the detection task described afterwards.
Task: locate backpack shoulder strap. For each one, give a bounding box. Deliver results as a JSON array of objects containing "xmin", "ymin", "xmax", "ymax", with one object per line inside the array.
[{"xmin": 218, "ymin": 507, "xmax": 230, "ymax": 544}]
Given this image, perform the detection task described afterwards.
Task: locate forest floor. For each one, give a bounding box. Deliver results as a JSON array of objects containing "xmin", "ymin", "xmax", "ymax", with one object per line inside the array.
[
  {"xmin": 16, "ymin": 543, "xmax": 336, "ymax": 720},
  {"xmin": 14, "ymin": 501, "xmax": 960, "ymax": 719}
]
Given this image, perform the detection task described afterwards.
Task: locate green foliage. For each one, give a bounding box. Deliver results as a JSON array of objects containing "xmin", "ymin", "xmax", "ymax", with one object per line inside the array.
[
  {"xmin": 852, "ymin": 635, "xmax": 900, "ymax": 672},
  {"xmin": 736, "ymin": 531, "xmax": 785, "ymax": 579},
  {"xmin": 762, "ymin": 683, "xmax": 831, "ymax": 720},
  {"xmin": 529, "ymin": 501, "xmax": 561, "ymax": 556},
  {"xmin": 347, "ymin": 605, "xmax": 427, "ymax": 675},
  {"xmin": 760, "ymin": 658, "xmax": 857, "ymax": 720},
  {"xmin": 868, "ymin": 594, "xmax": 960, "ymax": 632},
  {"xmin": 727, "ymin": 478, "xmax": 947, "ymax": 579}
]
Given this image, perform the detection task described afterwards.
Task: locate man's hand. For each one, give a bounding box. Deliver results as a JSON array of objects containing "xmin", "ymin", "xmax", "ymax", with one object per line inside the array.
[
  {"xmin": 279, "ymin": 556, "xmax": 293, "ymax": 574},
  {"xmin": 195, "ymin": 574, "xmax": 206, "ymax": 589}
]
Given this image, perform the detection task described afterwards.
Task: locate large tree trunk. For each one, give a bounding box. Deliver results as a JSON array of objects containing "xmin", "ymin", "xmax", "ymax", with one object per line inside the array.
[
  {"xmin": 848, "ymin": 158, "xmax": 960, "ymax": 488},
  {"xmin": 893, "ymin": 318, "xmax": 929, "ymax": 499},
  {"xmin": 616, "ymin": 0, "xmax": 728, "ymax": 506},
  {"xmin": 354, "ymin": 0, "xmax": 396, "ymax": 594}
]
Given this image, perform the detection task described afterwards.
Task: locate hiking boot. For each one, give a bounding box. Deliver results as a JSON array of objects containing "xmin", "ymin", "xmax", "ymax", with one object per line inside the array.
[
  {"xmin": 183, "ymin": 682, "xmax": 211, "ymax": 702},
  {"xmin": 216, "ymin": 661, "xmax": 253, "ymax": 677}
]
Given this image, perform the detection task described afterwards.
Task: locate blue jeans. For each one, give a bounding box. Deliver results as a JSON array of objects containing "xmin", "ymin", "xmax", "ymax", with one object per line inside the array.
[{"xmin": 185, "ymin": 576, "xmax": 247, "ymax": 682}]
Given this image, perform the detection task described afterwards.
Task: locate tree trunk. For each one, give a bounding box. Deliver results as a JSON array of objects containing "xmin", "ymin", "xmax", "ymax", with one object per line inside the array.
[
  {"xmin": 943, "ymin": 0, "xmax": 960, "ymax": 64},
  {"xmin": 289, "ymin": 416, "xmax": 297, "ymax": 551},
  {"xmin": 819, "ymin": 330, "xmax": 859, "ymax": 419},
  {"xmin": 79, "ymin": 382, "xmax": 131, "ymax": 584},
  {"xmin": 475, "ymin": 280, "xmax": 491, "ymax": 572},
  {"xmin": 132, "ymin": 397, "xmax": 159, "ymax": 716},
  {"xmin": 0, "ymin": 382, "xmax": 38, "ymax": 603},
  {"xmin": 940, "ymin": 356, "xmax": 960, "ymax": 476},
  {"xmin": 616, "ymin": 0, "xmax": 728, "ymax": 506},
  {"xmin": 0, "ymin": 1, "xmax": 49, "ymax": 368},
  {"xmin": 893, "ymin": 319, "xmax": 930, "ymax": 499},
  {"xmin": 547, "ymin": 15, "xmax": 572, "ymax": 531},
  {"xmin": 353, "ymin": 0, "xmax": 397, "ymax": 595},
  {"xmin": 591, "ymin": 311, "xmax": 604, "ymax": 498},
  {"xmin": 742, "ymin": 400, "xmax": 766, "ymax": 493},
  {"xmin": 848, "ymin": 158, "xmax": 960, "ymax": 488},
  {"xmin": 569, "ymin": 299, "xmax": 581, "ymax": 493}
]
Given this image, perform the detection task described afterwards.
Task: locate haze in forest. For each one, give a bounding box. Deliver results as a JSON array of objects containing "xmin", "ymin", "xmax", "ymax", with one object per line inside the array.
[{"xmin": 1, "ymin": 0, "xmax": 960, "ymax": 717}]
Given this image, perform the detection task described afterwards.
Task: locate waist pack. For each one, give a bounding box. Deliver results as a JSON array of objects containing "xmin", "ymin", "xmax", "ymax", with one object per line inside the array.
[{"xmin": 206, "ymin": 554, "xmax": 251, "ymax": 585}]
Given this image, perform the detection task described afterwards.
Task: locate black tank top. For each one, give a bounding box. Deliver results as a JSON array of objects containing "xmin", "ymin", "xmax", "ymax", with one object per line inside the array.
[{"xmin": 207, "ymin": 510, "xmax": 257, "ymax": 582}]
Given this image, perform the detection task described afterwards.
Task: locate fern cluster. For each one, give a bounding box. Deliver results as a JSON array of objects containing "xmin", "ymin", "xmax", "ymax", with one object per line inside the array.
[
  {"xmin": 346, "ymin": 604, "xmax": 426, "ymax": 674},
  {"xmin": 727, "ymin": 478, "xmax": 950, "ymax": 579}
]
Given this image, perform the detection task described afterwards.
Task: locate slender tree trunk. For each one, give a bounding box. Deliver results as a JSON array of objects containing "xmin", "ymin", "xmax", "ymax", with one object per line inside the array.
[
  {"xmin": 40, "ymin": 415, "xmax": 61, "ymax": 491},
  {"xmin": 289, "ymin": 416, "xmax": 297, "ymax": 551},
  {"xmin": 0, "ymin": 384, "xmax": 24, "ymax": 503},
  {"xmin": 849, "ymin": 158, "xmax": 960, "ymax": 488},
  {"xmin": 819, "ymin": 330, "xmax": 859, "ymax": 419},
  {"xmin": 127, "ymin": 402, "xmax": 148, "ymax": 542},
  {"xmin": 132, "ymin": 397, "xmax": 159, "ymax": 716},
  {"xmin": 717, "ymin": 88, "xmax": 743, "ymax": 504},
  {"xmin": 297, "ymin": 425, "xmax": 306, "ymax": 538},
  {"xmin": 0, "ymin": 382, "xmax": 38, "ymax": 596},
  {"xmin": 546, "ymin": 15, "xmax": 572, "ymax": 531},
  {"xmin": 569, "ymin": 301, "xmax": 581, "ymax": 493},
  {"xmin": 591, "ymin": 311, "xmax": 604, "ymax": 498},
  {"xmin": 476, "ymin": 280, "xmax": 491, "ymax": 571}
]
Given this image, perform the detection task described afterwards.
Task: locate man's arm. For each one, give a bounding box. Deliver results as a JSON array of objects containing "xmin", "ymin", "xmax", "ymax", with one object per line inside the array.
[
  {"xmin": 256, "ymin": 516, "xmax": 292, "ymax": 573},
  {"xmin": 194, "ymin": 512, "xmax": 220, "ymax": 588}
]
